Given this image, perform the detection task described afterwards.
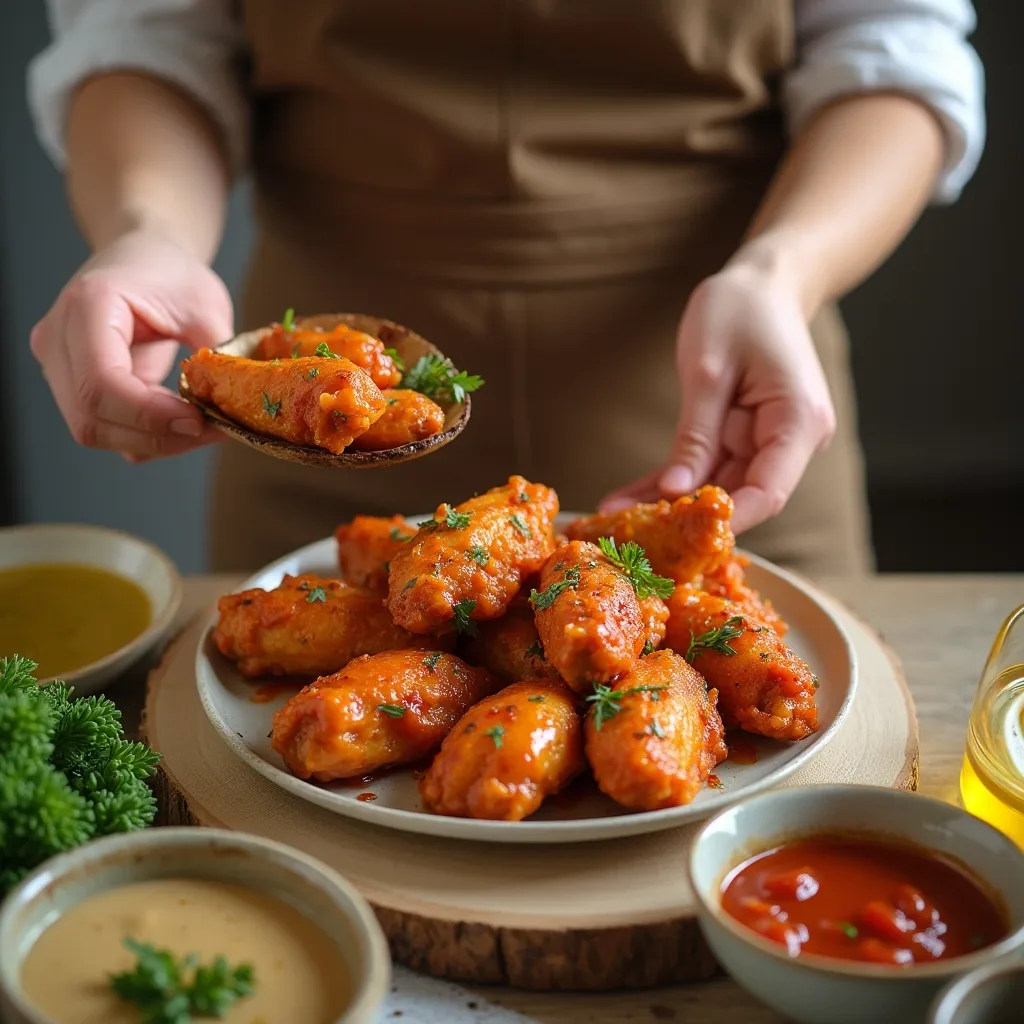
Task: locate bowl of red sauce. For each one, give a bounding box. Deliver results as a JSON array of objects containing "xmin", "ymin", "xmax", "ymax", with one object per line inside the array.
[{"xmin": 689, "ymin": 785, "xmax": 1024, "ymax": 1024}]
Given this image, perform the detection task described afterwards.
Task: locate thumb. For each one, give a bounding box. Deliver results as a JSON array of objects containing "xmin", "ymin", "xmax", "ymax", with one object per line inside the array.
[
  {"xmin": 176, "ymin": 275, "xmax": 234, "ymax": 351},
  {"xmin": 658, "ymin": 378, "xmax": 732, "ymax": 497}
]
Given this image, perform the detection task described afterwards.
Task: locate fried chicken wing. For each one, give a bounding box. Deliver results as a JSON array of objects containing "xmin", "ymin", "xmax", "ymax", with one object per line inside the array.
[
  {"xmin": 388, "ymin": 476, "xmax": 559, "ymax": 634},
  {"xmin": 565, "ymin": 485, "xmax": 735, "ymax": 583},
  {"xmin": 270, "ymin": 649, "xmax": 498, "ymax": 781},
  {"xmin": 532, "ymin": 540, "xmax": 657, "ymax": 693},
  {"xmin": 461, "ymin": 607, "xmax": 561, "ymax": 685},
  {"xmin": 214, "ymin": 573, "xmax": 429, "ymax": 678},
  {"xmin": 255, "ymin": 323, "xmax": 402, "ymax": 389},
  {"xmin": 664, "ymin": 587, "xmax": 818, "ymax": 741},
  {"xmin": 335, "ymin": 514, "xmax": 416, "ymax": 591},
  {"xmin": 699, "ymin": 555, "xmax": 787, "ymax": 636},
  {"xmin": 350, "ymin": 389, "xmax": 445, "ymax": 451},
  {"xmin": 585, "ymin": 650, "xmax": 727, "ymax": 810},
  {"xmin": 420, "ymin": 679, "xmax": 584, "ymax": 820},
  {"xmin": 181, "ymin": 350, "xmax": 386, "ymax": 454}
]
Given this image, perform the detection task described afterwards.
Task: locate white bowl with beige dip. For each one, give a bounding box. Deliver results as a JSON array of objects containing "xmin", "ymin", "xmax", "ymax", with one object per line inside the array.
[{"xmin": 0, "ymin": 828, "xmax": 390, "ymax": 1024}]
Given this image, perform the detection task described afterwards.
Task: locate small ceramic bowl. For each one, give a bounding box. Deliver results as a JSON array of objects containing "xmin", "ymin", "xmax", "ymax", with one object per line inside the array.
[
  {"xmin": 689, "ymin": 785, "xmax": 1024, "ymax": 1024},
  {"xmin": 0, "ymin": 828, "xmax": 390, "ymax": 1024},
  {"xmin": 0, "ymin": 523, "xmax": 182, "ymax": 694},
  {"xmin": 929, "ymin": 958, "xmax": 1024, "ymax": 1024}
]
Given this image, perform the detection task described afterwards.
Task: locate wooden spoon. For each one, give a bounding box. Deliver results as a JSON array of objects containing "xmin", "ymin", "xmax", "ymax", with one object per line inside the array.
[{"xmin": 178, "ymin": 313, "xmax": 472, "ymax": 469}]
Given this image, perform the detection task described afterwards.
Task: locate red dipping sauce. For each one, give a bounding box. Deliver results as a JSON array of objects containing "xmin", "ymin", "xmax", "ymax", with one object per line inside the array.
[{"xmin": 720, "ymin": 836, "xmax": 1008, "ymax": 965}]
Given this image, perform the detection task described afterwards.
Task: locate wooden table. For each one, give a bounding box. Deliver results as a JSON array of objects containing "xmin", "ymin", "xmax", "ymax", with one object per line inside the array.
[{"xmin": 113, "ymin": 574, "xmax": 1022, "ymax": 1024}]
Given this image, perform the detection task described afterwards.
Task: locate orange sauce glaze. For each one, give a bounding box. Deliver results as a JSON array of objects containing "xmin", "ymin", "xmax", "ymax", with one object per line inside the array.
[{"xmin": 721, "ymin": 836, "xmax": 1008, "ymax": 965}]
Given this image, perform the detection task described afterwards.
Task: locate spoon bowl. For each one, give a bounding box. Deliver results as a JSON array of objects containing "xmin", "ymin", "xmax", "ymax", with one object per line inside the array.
[{"xmin": 179, "ymin": 313, "xmax": 471, "ymax": 468}]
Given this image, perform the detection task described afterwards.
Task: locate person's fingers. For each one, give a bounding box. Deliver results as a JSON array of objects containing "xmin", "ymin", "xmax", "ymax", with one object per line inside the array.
[
  {"xmin": 131, "ymin": 271, "xmax": 234, "ymax": 352},
  {"xmin": 719, "ymin": 407, "xmax": 756, "ymax": 461},
  {"xmin": 131, "ymin": 338, "xmax": 181, "ymax": 386},
  {"xmin": 597, "ymin": 467, "xmax": 664, "ymax": 513},
  {"xmin": 95, "ymin": 421, "xmax": 222, "ymax": 459},
  {"xmin": 711, "ymin": 457, "xmax": 748, "ymax": 495},
  {"xmin": 658, "ymin": 367, "xmax": 733, "ymax": 497},
  {"xmin": 729, "ymin": 397, "xmax": 832, "ymax": 535},
  {"xmin": 63, "ymin": 282, "xmax": 206, "ymax": 440}
]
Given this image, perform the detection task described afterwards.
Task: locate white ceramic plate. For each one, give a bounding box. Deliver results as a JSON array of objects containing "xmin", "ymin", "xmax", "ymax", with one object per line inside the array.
[
  {"xmin": 0, "ymin": 523, "xmax": 182, "ymax": 695},
  {"xmin": 197, "ymin": 518, "xmax": 856, "ymax": 843}
]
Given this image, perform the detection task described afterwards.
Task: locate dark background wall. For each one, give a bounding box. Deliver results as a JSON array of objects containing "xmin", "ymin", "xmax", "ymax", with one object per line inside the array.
[{"xmin": 0, "ymin": 3, "xmax": 1019, "ymax": 573}]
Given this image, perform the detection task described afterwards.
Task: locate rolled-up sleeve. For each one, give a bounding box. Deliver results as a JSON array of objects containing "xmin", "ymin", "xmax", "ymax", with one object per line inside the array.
[
  {"xmin": 786, "ymin": 0, "xmax": 986, "ymax": 202},
  {"xmin": 28, "ymin": 0, "xmax": 250, "ymax": 175}
]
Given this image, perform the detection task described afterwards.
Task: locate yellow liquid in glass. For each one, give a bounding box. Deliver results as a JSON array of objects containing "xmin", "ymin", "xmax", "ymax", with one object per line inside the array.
[{"xmin": 960, "ymin": 666, "xmax": 1024, "ymax": 848}]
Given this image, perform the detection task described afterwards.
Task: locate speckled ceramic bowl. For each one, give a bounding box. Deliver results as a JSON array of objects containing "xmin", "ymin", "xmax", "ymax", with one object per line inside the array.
[
  {"xmin": 928, "ymin": 957, "xmax": 1024, "ymax": 1024},
  {"xmin": 689, "ymin": 786, "xmax": 1024, "ymax": 1024},
  {"xmin": 0, "ymin": 828, "xmax": 390, "ymax": 1024}
]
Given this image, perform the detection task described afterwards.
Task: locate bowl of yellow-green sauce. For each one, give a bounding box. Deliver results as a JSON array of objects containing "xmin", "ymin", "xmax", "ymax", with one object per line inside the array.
[
  {"xmin": 0, "ymin": 828, "xmax": 391, "ymax": 1024},
  {"xmin": 0, "ymin": 524, "xmax": 181, "ymax": 693}
]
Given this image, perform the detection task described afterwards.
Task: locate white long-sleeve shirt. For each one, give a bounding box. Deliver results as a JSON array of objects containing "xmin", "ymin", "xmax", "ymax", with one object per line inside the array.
[{"xmin": 27, "ymin": 0, "xmax": 985, "ymax": 203}]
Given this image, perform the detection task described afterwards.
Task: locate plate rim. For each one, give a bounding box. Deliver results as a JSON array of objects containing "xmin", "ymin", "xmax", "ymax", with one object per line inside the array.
[{"xmin": 195, "ymin": 532, "xmax": 858, "ymax": 844}]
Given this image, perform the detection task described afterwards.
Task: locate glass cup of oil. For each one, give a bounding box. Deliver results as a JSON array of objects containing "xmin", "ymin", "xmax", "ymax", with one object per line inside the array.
[{"xmin": 961, "ymin": 604, "xmax": 1024, "ymax": 847}]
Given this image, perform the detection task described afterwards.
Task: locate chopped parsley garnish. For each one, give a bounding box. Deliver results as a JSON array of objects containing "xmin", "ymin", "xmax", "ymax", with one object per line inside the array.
[
  {"xmin": 306, "ymin": 367, "xmax": 319, "ymax": 379},
  {"xmin": 838, "ymin": 922, "xmax": 859, "ymax": 939},
  {"xmin": 686, "ymin": 617, "xmax": 745, "ymax": 662},
  {"xmin": 586, "ymin": 683, "xmax": 669, "ymax": 730},
  {"xmin": 525, "ymin": 640, "xmax": 546, "ymax": 660},
  {"xmin": 402, "ymin": 577, "xmax": 418, "ymax": 593},
  {"xmin": 597, "ymin": 537, "xmax": 674, "ymax": 601},
  {"xmin": 383, "ymin": 346, "xmax": 405, "ymax": 371},
  {"xmin": 509, "ymin": 514, "xmax": 531, "ymax": 538},
  {"xmin": 423, "ymin": 652, "xmax": 443, "ymax": 672},
  {"xmin": 445, "ymin": 507, "xmax": 472, "ymax": 529},
  {"xmin": 484, "ymin": 725, "xmax": 504, "ymax": 748},
  {"xmin": 402, "ymin": 354, "xmax": 484, "ymax": 403},
  {"xmin": 377, "ymin": 704, "xmax": 406, "ymax": 718},
  {"xmin": 389, "ymin": 526, "xmax": 413, "ymax": 542},
  {"xmin": 649, "ymin": 718, "xmax": 666, "ymax": 738},
  {"xmin": 527, "ymin": 695, "xmax": 545, "ymax": 703},
  {"xmin": 529, "ymin": 566, "xmax": 580, "ymax": 610},
  {"xmin": 468, "ymin": 545, "xmax": 490, "ymax": 566},
  {"xmin": 281, "ymin": 308, "xmax": 296, "ymax": 332},
  {"xmin": 452, "ymin": 599, "xmax": 477, "ymax": 636},
  {"xmin": 314, "ymin": 341, "xmax": 341, "ymax": 359},
  {"xmin": 641, "ymin": 639, "xmax": 656, "ymax": 656},
  {"xmin": 305, "ymin": 585, "xmax": 328, "ymax": 603},
  {"xmin": 387, "ymin": 398, "xmax": 399, "ymax": 406},
  {"xmin": 261, "ymin": 393, "xmax": 281, "ymax": 418}
]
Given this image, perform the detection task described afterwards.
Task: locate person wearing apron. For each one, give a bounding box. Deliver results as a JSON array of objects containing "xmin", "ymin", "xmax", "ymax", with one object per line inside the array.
[{"xmin": 27, "ymin": 1, "xmax": 985, "ymax": 576}]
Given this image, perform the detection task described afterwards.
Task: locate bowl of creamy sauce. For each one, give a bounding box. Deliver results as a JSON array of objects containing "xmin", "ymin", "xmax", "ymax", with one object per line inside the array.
[
  {"xmin": 0, "ymin": 524, "xmax": 182, "ymax": 694},
  {"xmin": 0, "ymin": 828, "xmax": 390, "ymax": 1024}
]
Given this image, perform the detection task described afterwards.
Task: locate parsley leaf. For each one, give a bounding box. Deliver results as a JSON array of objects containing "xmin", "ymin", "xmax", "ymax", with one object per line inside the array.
[
  {"xmin": 525, "ymin": 640, "xmax": 546, "ymax": 660},
  {"xmin": 641, "ymin": 639, "xmax": 656, "ymax": 656},
  {"xmin": 529, "ymin": 566, "xmax": 580, "ymax": 610},
  {"xmin": 423, "ymin": 652, "xmax": 443, "ymax": 672},
  {"xmin": 484, "ymin": 725, "xmax": 504, "ymax": 748},
  {"xmin": 110, "ymin": 939, "xmax": 255, "ymax": 1022},
  {"xmin": 686, "ymin": 616, "xmax": 745, "ymax": 663},
  {"xmin": 527, "ymin": 695, "xmax": 545, "ymax": 703},
  {"xmin": 445, "ymin": 507, "xmax": 473, "ymax": 529},
  {"xmin": 468, "ymin": 545, "xmax": 490, "ymax": 566},
  {"xmin": 314, "ymin": 341, "xmax": 341, "ymax": 359},
  {"xmin": 452, "ymin": 599, "xmax": 478, "ymax": 636},
  {"xmin": 261, "ymin": 393, "xmax": 281, "ymax": 418},
  {"xmin": 389, "ymin": 526, "xmax": 413, "ymax": 542},
  {"xmin": 838, "ymin": 922, "xmax": 859, "ymax": 939},
  {"xmin": 402, "ymin": 577, "xmax": 418, "ymax": 592},
  {"xmin": 509, "ymin": 513, "xmax": 531, "ymax": 538},
  {"xmin": 305, "ymin": 585, "xmax": 327, "ymax": 603},
  {"xmin": 383, "ymin": 346, "xmax": 405, "ymax": 372},
  {"xmin": 597, "ymin": 537, "xmax": 674, "ymax": 600},
  {"xmin": 377, "ymin": 704, "xmax": 406, "ymax": 718},
  {"xmin": 586, "ymin": 683, "xmax": 669, "ymax": 730},
  {"xmin": 402, "ymin": 354, "xmax": 485, "ymax": 403},
  {"xmin": 649, "ymin": 717, "xmax": 666, "ymax": 738},
  {"xmin": 281, "ymin": 308, "xmax": 295, "ymax": 332}
]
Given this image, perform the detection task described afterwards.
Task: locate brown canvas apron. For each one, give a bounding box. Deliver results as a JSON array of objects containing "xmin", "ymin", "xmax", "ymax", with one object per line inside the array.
[{"xmin": 210, "ymin": 0, "xmax": 872, "ymax": 577}]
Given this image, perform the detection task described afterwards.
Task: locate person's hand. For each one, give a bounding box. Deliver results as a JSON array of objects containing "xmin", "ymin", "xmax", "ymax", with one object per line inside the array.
[
  {"xmin": 600, "ymin": 259, "xmax": 836, "ymax": 534},
  {"xmin": 30, "ymin": 229, "xmax": 232, "ymax": 462}
]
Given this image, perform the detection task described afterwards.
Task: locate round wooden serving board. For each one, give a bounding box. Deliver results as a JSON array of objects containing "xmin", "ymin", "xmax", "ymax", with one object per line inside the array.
[{"xmin": 143, "ymin": 596, "xmax": 918, "ymax": 992}]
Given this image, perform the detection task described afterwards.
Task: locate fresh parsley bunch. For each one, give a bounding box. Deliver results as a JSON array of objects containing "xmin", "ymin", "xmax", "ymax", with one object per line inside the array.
[
  {"xmin": 402, "ymin": 354, "xmax": 484, "ymax": 403},
  {"xmin": 0, "ymin": 655, "xmax": 160, "ymax": 896}
]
